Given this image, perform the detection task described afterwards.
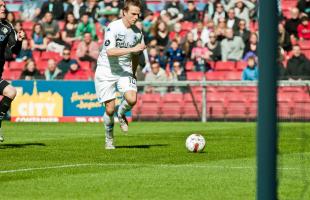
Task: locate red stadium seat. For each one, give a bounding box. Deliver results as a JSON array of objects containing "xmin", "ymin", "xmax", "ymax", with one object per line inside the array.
[
  {"xmin": 160, "ymin": 93, "xmax": 183, "ymax": 119},
  {"xmin": 225, "ymin": 95, "xmax": 247, "ymax": 118},
  {"xmin": 9, "ymin": 61, "xmax": 26, "ymax": 70},
  {"xmin": 41, "ymin": 51, "xmax": 61, "ymax": 62},
  {"xmin": 22, "ymin": 21, "xmax": 35, "ymax": 31},
  {"xmin": 205, "ymin": 71, "xmax": 226, "ymax": 80},
  {"xmin": 214, "ymin": 61, "xmax": 236, "ymax": 71},
  {"xmin": 36, "ymin": 60, "xmax": 48, "ymax": 72},
  {"xmin": 292, "ymin": 95, "xmax": 310, "ymax": 119},
  {"xmin": 182, "ymin": 93, "xmax": 202, "ymax": 119},
  {"xmin": 2, "ymin": 70, "xmax": 22, "ymax": 80},
  {"xmin": 236, "ymin": 61, "xmax": 247, "ymax": 71},
  {"xmin": 139, "ymin": 93, "xmax": 162, "ymax": 120},
  {"xmin": 186, "ymin": 71, "xmax": 204, "ymax": 80},
  {"xmin": 58, "ymin": 21, "xmax": 65, "ymax": 31},
  {"xmin": 32, "ymin": 51, "xmax": 41, "ymax": 63},
  {"xmin": 79, "ymin": 61, "xmax": 91, "ymax": 70},
  {"xmin": 225, "ymin": 71, "xmax": 242, "ymax": 80},
  {"xmin": 299, "ymin": 40, "xmax": 310, "ymax": 50},
  {"xmin": 206, "ymin": 95, "xmax": 226, "ymax": 119},
  {"xmin": 245, "ymin": 97, "xmax": 257, "ymax": 119},
  {"xmin": 185, "ymin": 61, "xmax": 194, "ymax": 71},
  {"xmin": 239, "ymin": 86, "xmax": 257, "ymax": 99}
]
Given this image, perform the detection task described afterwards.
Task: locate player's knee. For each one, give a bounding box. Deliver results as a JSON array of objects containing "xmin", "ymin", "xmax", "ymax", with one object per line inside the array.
[
  {"xmin": 127, "ymin": 98, "xmax": 136, "ymax": 106},
  {"xmin": 105, "ymin": 105, "xmax": 115, "ymax": 116},
  {"xmin": 3, "ymin": 85, "xmax": 17, "ymax": 99}
]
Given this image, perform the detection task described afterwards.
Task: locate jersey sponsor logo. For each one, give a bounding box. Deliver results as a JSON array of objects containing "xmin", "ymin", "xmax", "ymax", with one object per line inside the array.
[
  {"xmin": 1, "ymin": 27, "xmax": 8, "ymax": 34},
  {"xmin": 105, "ymin": 40, "xmax": 110, "ymax": 46},
  {"xmin": 115, "ymin": 34, "xmax": 134, "ymax": 48},
  {"xmin": 0, "ymin": 34, "xmax": 7, "ymax": 42}
]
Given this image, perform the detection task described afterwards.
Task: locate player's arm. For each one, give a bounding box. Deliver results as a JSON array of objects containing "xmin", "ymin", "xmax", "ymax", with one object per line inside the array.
[
  {"xmin": 8, "ymin": 27, "xmax": 25, "ymax": 55},
  {"xmin": 106, "ymin": 44, "xmax": 146, "ymax": 57}
]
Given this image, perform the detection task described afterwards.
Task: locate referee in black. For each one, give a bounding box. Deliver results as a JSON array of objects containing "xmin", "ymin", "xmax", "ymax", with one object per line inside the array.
[{"xmin": 0, "ymin": 0, "xmax": 25, "ymax": 142}]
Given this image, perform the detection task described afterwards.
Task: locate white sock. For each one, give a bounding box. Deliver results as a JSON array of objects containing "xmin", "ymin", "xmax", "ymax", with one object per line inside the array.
[
  {"xmin": 103, "ymin": 112, "xmax": 114, "ymax": 139},
  {"xmin": 117, "ymin": 99, "xmax": 132, "ymax": 116}
]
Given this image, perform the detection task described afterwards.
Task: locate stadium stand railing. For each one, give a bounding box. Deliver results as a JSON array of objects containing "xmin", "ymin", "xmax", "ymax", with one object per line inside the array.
[{"xmin": 136, "ymin": 80, "xmax": 310, "ymax": 121}]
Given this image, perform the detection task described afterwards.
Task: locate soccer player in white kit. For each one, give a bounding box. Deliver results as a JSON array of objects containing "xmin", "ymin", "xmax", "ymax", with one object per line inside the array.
[{"xmin": 95, "ymin": 0, "xmax": 146, "ymax": 149}]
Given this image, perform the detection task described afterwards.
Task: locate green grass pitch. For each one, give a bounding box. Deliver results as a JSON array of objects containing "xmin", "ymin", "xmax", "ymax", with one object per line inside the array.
[{"xmin": 0, "ymin": 122, "xmax": 309, "ymax": 199}]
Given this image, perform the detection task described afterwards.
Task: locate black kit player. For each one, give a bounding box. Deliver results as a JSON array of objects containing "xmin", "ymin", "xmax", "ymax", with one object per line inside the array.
[{"xmin": 0, "ymin": 0, "xmax": 25, "ymax": 142}]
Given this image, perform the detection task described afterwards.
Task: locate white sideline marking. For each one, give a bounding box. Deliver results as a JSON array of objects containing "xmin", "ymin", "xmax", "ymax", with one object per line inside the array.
[{"xmin": 0, "ymin": 163, "xmax": 304, "ymax": 174}]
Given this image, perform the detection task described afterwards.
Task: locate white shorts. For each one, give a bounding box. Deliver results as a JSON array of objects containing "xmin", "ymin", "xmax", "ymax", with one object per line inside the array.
[{"xmin": 95, "ymin": 75, "xmax": 137, "ymax": 103}]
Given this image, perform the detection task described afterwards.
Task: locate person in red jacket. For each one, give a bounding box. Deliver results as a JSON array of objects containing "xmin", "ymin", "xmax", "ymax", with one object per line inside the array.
[
  {"xmin": 64, "ymin": 61, "xmax": 87, "ymax": 80},
  {"xmin": 297, "ymin": 16, "xmax": 310, "ymax": 40}
]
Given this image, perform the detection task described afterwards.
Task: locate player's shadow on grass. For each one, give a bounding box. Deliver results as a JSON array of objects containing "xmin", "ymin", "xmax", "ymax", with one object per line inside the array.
[
  {"xmin": 115, "ymin": 144, "xmax": 169, "ymax": 149},
  {"xmin": 0, "ymin": 143, "xmax": 46, "ymax": 149}
]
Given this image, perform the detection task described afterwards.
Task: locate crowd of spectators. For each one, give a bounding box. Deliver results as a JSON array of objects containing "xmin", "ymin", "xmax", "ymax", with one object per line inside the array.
[{"xmin": 3, "ymin": 0, "xmax": 310, "ymax": 94}]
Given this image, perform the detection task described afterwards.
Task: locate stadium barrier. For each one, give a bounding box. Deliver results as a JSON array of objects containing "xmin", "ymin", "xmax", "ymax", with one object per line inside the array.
[
  {"xmin": 136, "ymin": 80, "xmax": 310, "ymax": 122},
  {"xmin": 9, "ymin": 80, "xmax": 310, "ymax": 122}
]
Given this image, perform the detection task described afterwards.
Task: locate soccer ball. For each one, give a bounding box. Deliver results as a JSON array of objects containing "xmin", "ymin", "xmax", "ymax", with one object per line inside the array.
[{"xmin": 185, "ymin": 134, "xmax": 206, "ymax": 153}]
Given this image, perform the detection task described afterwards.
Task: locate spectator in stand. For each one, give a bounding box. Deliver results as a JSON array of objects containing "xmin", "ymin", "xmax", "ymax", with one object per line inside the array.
[
  {"xmin": 63, "ymin": 0, "xmax": 74, "ymax": 14},
  {"xmin": 192, "ymin": 39, "xmax": 211, "ymax": 72},
  {"xmin": 161, "ymin": 0, "xmax": 184, "ymax": 23},
  {"xmin": 6, "ymin": 12, "xmax": 15, "ymax": 25},
  {"xmin": 191, "ymin": 21, "xmax": 210, "ymax": 45},
  {"xmin": 166, "ymin": 40, "xmax": 185, "ymax": 71},
  {"xmin": 44, "ymin": 58, "xmax": 64, "ymax": 80},
  {"xmin": 142, "ymin": 11, "xmax": 156, "ymax": 43},
  {"xmin": 243, "ymin": 32, "xmax": 258, "ymax": 60},
  {"xmin": 183, "ymin": 0, "xmax": 199, "ymax": 23},
  {"xmin": 41, "ymin": 12, "xmax": 66, "ymax": 53},
  {"xmin": 158, "ymin": 48, "xmax": 168, "ymax": 70},
  {"xmin": 279, "ymin": 23, "xmax": 292, "ymax": 52},
  {"xmin": 181, "ymin": 32, "xmax": 196, "ymax": 60},
  {"xmin": 14, "ymin": 20, "xmax": 23, "ymax": 34},
  {"xmin": 64, "ymin": 61, "xmax": 87, "ymax": 80},
  {"xmin": 148, "ymin": 47, "xmax": 160, "ymax": 64},
  {"xmin": 297, "ymin": 0, "xmax": 310, "ymax": 18},
  {"xmin": 225, "ymin": 0, "xmax": 255, "ymax": 29},
  {"xmin": 168, "ymin": 61, "xmax": 187, "ymax": 93},
  {"xmin": 71, "ymin": 0, "xmax": 86, "ymax": 19},
  {"xmin": 144, "ymin": 62, "xmax": 168, "ymax": 94},
  {"xmin": 235, "ymin": 19, "xmax": 251, "ymax": 45},
  {"xmin": 285, "ymin": 7, "xmax": 301, "ymax": 41},
  {"xmin": 58, "ymin": 48, "xmax": 78, "ymax": 74},
  {"xmin": 16, "ymin": 40, "xmax": 33, "ymax": 62},
  {"xmin": 286, "ymin": 45, "xmax": 310, "ymax": 80},
  {"xmin": 226, "ymin": 8, "xmax": 240, "ymax": 33},
  {"xmin": 297, "ymin": 16, "xmax": 310, "ymax": 40},
  {"xmin": 191, "ymin": 39, "xmax": 210, "ymax": 61},
  {"xmin": 214, "ymin": 17, "xmax": 227, "ymax": 41},
  {"xmin": 278, "ymin": 47, "xmax": 287, "ymax": 80},
  {"xmin": 169, "ymin": 22, "xmax": 187, "ymax": 43},
  {"xmin": 205, "ymin": 31, "xmax": 222, "ymax": 61},
  {"xmin": 75, "ymin": 13, "xmax": 97, "ymax": 40},
  {"xmin": 20, "ymin": 59, "xmax": 42, "ymax": 80},
  {"xmin": 40, "ymin": 12, "xmax": 60, "ymax": 42},
  {"xmin": 242, "ymin": 56, "xmax": 258, "ymax": 81},
  {"xmin": 20, "ymin": 0, "xmax": 44, "ymax": 21},
  {"xmin": 151, "ymin": 20, "xmax": 169, "ymax": 49},
  {"xmin": 202, "ymin": 0, "xmax": 217, "ymax": 21},
  {"xmin": 37, "ymin": 0, "xmax": 64, "ymax": 20},
  {"xmin": 213, "ymin": 2, "xmax": 226, "ymax": 26},
  {"xmin": 62, "ymin": 12, "xmax": 78, "ymax": 46},
  {"xmin": 221, "ymin": 28, "xmax": 245, "ymax": 61},
  {"xmin": 76, "ymin": 32, "xmax": 99, "ymax": 68},
  {"xmin": 80, "ymin": 0, "xmax": 100, "ymax": 23},
  {"xmin": 30, "ymin": 23, "xmax": 48, "ymax": 51}
]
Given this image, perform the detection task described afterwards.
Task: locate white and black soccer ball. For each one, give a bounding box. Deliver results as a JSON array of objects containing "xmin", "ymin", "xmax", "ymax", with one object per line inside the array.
[{"xmin": 185, "ymin": 134, "xmax": 206, "ymax": 153}]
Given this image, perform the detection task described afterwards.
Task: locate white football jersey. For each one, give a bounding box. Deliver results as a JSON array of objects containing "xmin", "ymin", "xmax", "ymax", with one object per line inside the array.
[{"xmin": 96, "ymin": 19, "xmax": 143, "ymax": 79}]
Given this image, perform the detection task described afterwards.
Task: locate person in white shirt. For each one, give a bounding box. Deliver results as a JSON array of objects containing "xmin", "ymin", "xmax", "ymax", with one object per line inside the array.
[{"xmin": 95, "ymin": 0, "xmax": 146, "ymax": 150}]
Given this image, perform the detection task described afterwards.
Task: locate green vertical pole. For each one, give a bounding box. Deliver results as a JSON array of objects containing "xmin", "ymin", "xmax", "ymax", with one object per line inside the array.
[{"xmin": 257, "ymin": 0, "xmax": 278, "ymax": 199}]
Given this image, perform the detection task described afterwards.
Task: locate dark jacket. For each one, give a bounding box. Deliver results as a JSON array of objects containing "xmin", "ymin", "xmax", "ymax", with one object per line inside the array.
[
  {"xmin": 38, "ymin": 1, "xmax": 64, "ymax": 20},
  {"xmin": 20, "ymin": 69, "xmax": 43, "ymax": 80},
  {"xmin": 286, "ymin": 54, "xmax": 310, "ymax": 80}
]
